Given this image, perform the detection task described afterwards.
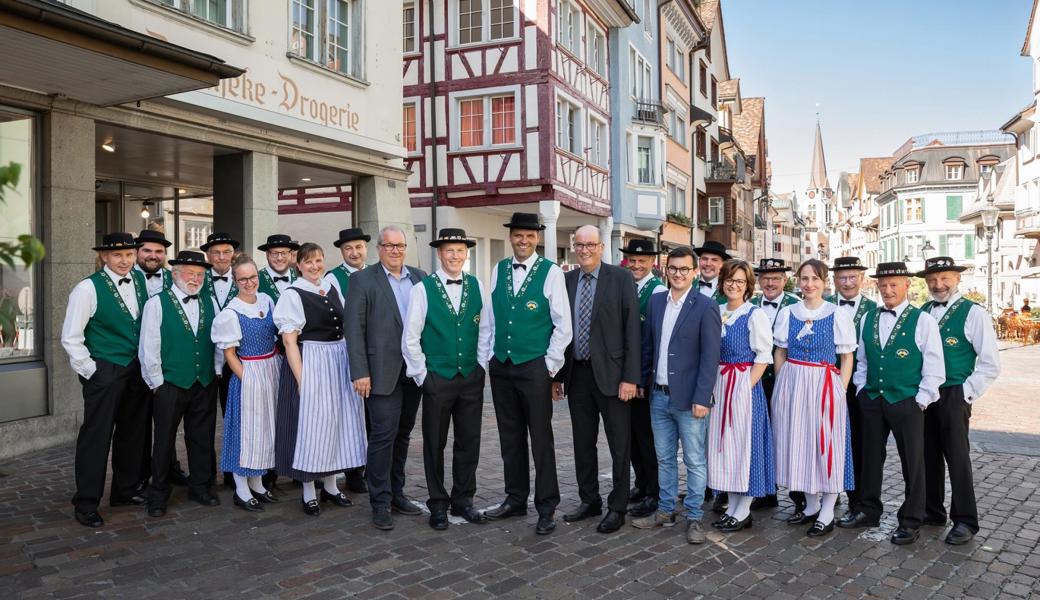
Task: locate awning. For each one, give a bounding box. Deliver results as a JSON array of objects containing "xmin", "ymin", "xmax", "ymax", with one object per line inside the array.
[
  {"xmin": 690, "ymin": 105, "xmax": 715, "ymax": 126},
  {"xmin": 0, "ymin": 0, "xmax": 244, "ymax": 107}
]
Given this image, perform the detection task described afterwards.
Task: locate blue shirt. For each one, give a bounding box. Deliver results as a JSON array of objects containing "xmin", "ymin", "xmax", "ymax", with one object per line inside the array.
[{"xmin": 383, "ymin": 264, "xmax": 414, "ymax": 322}]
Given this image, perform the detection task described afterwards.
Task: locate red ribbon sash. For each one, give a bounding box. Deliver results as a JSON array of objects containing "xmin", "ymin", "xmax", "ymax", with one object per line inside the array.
[
  {"xmin": 787, "ymin": 358, "xmax": 841, "ymax": 478},
  {"xmin": 718, "ymin": 362, "xmax": 753, "ymax": 451},
  {"xmin": 239, "ymin": 350, "xmax": 277, "ymax": 361}
]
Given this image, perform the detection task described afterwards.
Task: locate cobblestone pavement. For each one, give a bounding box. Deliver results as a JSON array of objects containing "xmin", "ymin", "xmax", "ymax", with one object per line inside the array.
[{"xmin": 3, "ymin": 347, "xmax": 1040, "ymax": 599}]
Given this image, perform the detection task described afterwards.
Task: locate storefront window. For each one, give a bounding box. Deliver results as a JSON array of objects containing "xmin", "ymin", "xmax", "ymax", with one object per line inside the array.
[
  {"xmin": 0, "ymin": 109, "xmax": 39, "ymax": 363},
  {"xmin": 94, "ymin": 181, "xmax": 213, "ymax": 253}
]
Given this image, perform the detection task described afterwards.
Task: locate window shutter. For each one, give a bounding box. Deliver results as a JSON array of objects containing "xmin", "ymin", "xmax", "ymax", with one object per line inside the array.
[
  {"xmin": 939, "ymin": 234, "xmax": 948, "ymax": 256},
  {"xmin": 897, "ymin": 201, "xmax": 903, "ymax": 224},
  {"xmin": 946, "ymin": 195, "xmax": 962, "ymax": 220},
  {"xmin": 920, "ymin": 199, "xmax": 925, "ymax": 222},
  {"xmin": 965, "ymin": 234, "xmax": 974, "ymax": 259}
]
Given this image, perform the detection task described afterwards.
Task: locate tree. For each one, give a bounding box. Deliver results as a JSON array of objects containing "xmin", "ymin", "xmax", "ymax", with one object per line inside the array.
[{"xmin": 0, "ymin": 162, "xmax": 46, "ymax": 348}]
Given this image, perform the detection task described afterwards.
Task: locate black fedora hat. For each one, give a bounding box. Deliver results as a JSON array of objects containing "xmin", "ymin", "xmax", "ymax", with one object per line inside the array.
[
  {"xmin": 754, "ymin": 258, "xmax": 790, "ymax": 274},
  {"xmin": 916, "ymin": 256, "xmax": 968, "ymax": 278},
  {"xmin": 620, "ymin": 239, "xmax": 658, "ymax": 256},
  {"xmin": 333, "ymin": 227, "xmax": 371, "ymax": 247},
  {"xmin": 832, "ymin": 256, "xmax": 868, "ymax": 271},
  {"xmin": 692, "ymin": 240, "xmax": 731, "ymax": 260},
  {"xmin": 135, "ymin": 229, "xmax": 172, "ymax": 248},
  {"xmin": 200, "ymin": 232, "xmax": 240, "ymax": 251},
  {"xmin": 503, "ymin": 212, "xmax": 545, "ymax": 231},
  {"xmin": 871, "ymin": 261, "xmax": 912, "ymax": 278},
  {"xmin": 93, "ymin": 232, "xmax": 141, "ymax": 252},
  {"xmin": 430, "ymin": 227, "xmax": 476, "ymax": 248},
  {"xmin": 168, "ymin": 250, "xmax": 212, "ymax": 269},
  {"xmin": 257, "ymin": 234, "xmax": 300, "ymax": 252}
]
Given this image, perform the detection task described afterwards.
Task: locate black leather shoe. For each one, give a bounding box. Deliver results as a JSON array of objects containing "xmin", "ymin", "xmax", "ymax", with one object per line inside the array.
[
  {"xmin": 252, "ymin": 490, "xmax": 278, "ymax": 504},
  {"xmin": 718, "ymin": 514, "xmax": 753, "ymax": 533},
  {"xmin": 344, "ymin": 469, "xmax": 368, "ymax": 494},
  {"xmin": 372, "ymin": 508, "xmax": 394, "ymax": 530},
  {"xmin": 484, "ymin": 502, "xmax": 528, "ymax": 520},
  {"xmin": 596, "ymin": 511, "xmax": 625, "ymax": 533},
  {"xmin": 234, "ymin": 495, "xmax": 264, "ymax": 513},
  {"xmin": 711, "ymin": 492, "xmax": 729, "ymax": 514},
  {"xmin": 837, "ymin": 511, "xmax": 880, "ymax": 529},
  {"xmin": 629, "ymin": 487, "xmax": 647, "ymax": 503},
  {"xmin": 302, "ymin": 499, "xmax": 320, "ymax": 516},
  {"xmin": 429, "ymin": 510, "xmax": 449, "ymax": 531},
  {"xmin": 807, "ymin": 519, "xmax": 835, "ymax": 537},
  {"xmin": 391, "ymin": 496, "xmax": 423, "ymax": 515},
  {"xmin": 890, "ymin": 526, "xmax": 920, "ymax": 545},
  {"xmin": 711, "ymin": 515, "xmax": 732, "ymax": 529},
  {"xmin": 110, "ymin": 494, "xmax": 147, "ymax": 507},
  {"xmin": 750, "ymin": 495, "xmax": 779, "ymax": 510},
  {"xmin": 450, "ymin": 505, "xmax": 488, "ymax": 524},
  {"xmin": 628, "ymin": 497, "xmax": 658, "ymax": 518},
  {"xmin": 188, "ymin": 491, "xmax": 220, "ymax": 507},
  {"xmin": 923, "ymin": 515, "xmax": 947, "ymax": 526},
  {"xmin": 535, "ymin": 515, "xmax": 556, "ymax": 535},
  {"xmin": 74, "ymin": 509, "xmax": 104, "ymax": 528},
  {"xmin": 945, "ymin": 522, "xmax": 975, "ymax": 545},
  {"xmin": 169, "ymin": 465, "xmax": 190, "ymax": 486},
  {"xmin": 320, "ymin": 488, "xmax": 353, "ymax": 507},
  {"xmin": 786, "ymin": 510, "xmax": 819, "ymax": 526},
  {"xmin": 563, "ymin": 502, "xmax": 603, "ymax": 523},
  {"xmin": 147, "ymin": 505, "xmax": 166, "ymax": 518}
]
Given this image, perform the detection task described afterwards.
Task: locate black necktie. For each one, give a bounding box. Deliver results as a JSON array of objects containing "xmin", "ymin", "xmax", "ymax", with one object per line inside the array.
[
  {"xmin": 117, "ymin": 277, "xmax": 131, "ymax": 285},
  {"xmin": 182, "ymin": 294, "xmax": 198, "ymax": 304},
  {"xmin": 446, "ymin": 279, "xmax": 463, "ymax": 285},
  {"xmin": 932, "ymin": 301, "xmax": 948, "ymax": 308},
  {"xmin": 698, "ymin": 280, "xmax": 712, "ymax": 287},
  {"xmin": 880, "ymin": 308, "xmax": 896, "ymax": 316},
  {"xmin": 839, "ymin": 299, "xmax": 855, "ymax": 306},
  {"xmin": 144, "ymin": 272, "xmax": 162, "ymax": 279},
  {"xmin": 273, "ymin": 276, "xmax": 290, "ymax": 282},
  {"xmin": 512, "ymin": 263, "xmax": 527, "ymax": 271},
  {"xmin": 213, "ymin": 275, "xmax": 228, "ymax": 282},
  {"xmin": 763, "ymin": 300, "xmax": 778, "ymax": 308}
]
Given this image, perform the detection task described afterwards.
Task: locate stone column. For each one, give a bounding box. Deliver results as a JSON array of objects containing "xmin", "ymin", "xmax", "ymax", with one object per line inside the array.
[
  {"xmin": 599, "ymin": 215, "xmax": 614, "ymax": 264},
  {"xmin": 539, "ymin": 200, "xmax": 561, "ymax": 263},
  {"xmin": 354, "ymin": 174, "xmax": 415, "ymax": 263},
  {"xmin": 213, "ymin": 151, "xmax": 278, "ymax": 252}
]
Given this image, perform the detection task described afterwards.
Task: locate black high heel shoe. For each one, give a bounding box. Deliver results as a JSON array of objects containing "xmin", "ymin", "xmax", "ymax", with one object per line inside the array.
[
  {"xmin": 234, "ymin": 494, "xmax": 264, "ymax": 513},
  {"xmin": 786, "ymin": 510, "xmax": 820, "ymax": 526},
  {"xmin": 252, "ymin": 490, "xmax": 278, "ymax": 504}
]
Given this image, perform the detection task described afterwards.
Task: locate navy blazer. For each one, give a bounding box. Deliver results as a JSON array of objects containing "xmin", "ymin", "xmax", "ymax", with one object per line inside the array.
[{"xmin": 640, "ymin": 288, "xmax": 722, "ymax": 411}]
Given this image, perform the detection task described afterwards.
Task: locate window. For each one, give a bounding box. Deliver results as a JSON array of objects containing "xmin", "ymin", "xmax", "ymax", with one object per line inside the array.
[
  {"xmin": 643, "ymin": 0, "xmax": 651, "ymax": 32},
  {"xmin": 454, "ymin": 92, "xmax": 517, "ymax": 149},
  {"xmin": 904, "ymin": 197, "xmax": 923, "ymax": 222},
  {"xmin": 708, "ymin": 197, "xmax": 725, "ymax": 224},
  {"xmin": 588, "ymin": 116, "xmax": 606, "ymax": 166},
  {"xmin": 676, "ymin": 49, "xmax": 685, "ymax": 82},
  {"xmin": 636, "ymin": 136, "xmax": 654, "ymax": 184},
  {"xmin": 945, "ymin": 163, "xmax": 964, "ymax": 180},
  {"xmin": 557, "ymin": 1, "xmax": 581, "ymax": 55},
  {"xmin": 711, "ymin": 77, "xmax": 718, "ymax": 108},
  {"xmin": 459, "ymin": 98, "xmax": 483, "ymax": 147},
  {"xmin": 402, "ymin": 104, "xmax": 418, "ymax": 153},
  {"xmin": 905, "ymin": 168, "xmax": 919, "ymax": 184},
  {"xmin": 676, "ymin": 115, "xmax": 686, "ymax": 146},
  {"xmin": 151, "ymin": 0, "xmax": 247, "ymax": 33},
  {"xmin": 666, "ymin": 38, "xmax": 676, "ymax": 73},
  {"xmin": 291, "ymin": 0, "xmax": 363, "ymax": 78},
  {"xmin": 773, "ymin": 241, "xmax": 782, "ymax": 253},
  {"xmin": 667, "ymin": 183, "xmax": 678, "ymax": 213},
  {"xmin": 491, "ymin": 96, "xmax": 515, "ymax": 145},
  {"xmin": 947, "ymin": 234, "xmax": 965, "ymax": 259},
  {"xmin": 695, "ymin": 128, "xmax": 706, "ymax": 159},
  {"xmin": 555, "ymin": 98, "xmax": 580, "ymax": 154},
  {"xmin": 980, "ymin": 163, "xmax": 993, "ymax": 175},
  {"xmin": 403, "ymin": 2, "xmax": 417, "ymax": 53},
  {"xmin": 946, "ymin": 195, "xmax": 963, "ymax": 220},
  {"xmin": 457, "ymin": 0, "xmax": 515, "ymax": 45},
  {"xmin": 699, "ymin": 61, "xmax": 707, "ymax": 96},
  {"xmin": 630, "ymin": 48, "xmax": 652, "ymax": 100},
  {"xmin": 587, "ymin": 26, "xmax": 606, "ymax": 75}
]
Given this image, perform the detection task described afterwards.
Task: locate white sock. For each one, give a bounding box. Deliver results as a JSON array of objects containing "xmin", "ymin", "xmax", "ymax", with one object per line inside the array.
[
  {"xmin": 247, "ymin": 476, "xmax": 267, "ymax": 495},
  {"xmin": 804, "ymin": 492, "xmax": 821, "ymax": 516},
  {"xmin": 321, "ymin": 475, "xmax": 339, "ymax": 495},
  {"xmin": 818, "ymin": 493, "xmax": 839, "ymax": 525},
  {"xmin": 302, "ymin": 480, "xmax": 317, "ymax": 503},
  {"xmin": 731, "ymin": 495, "xmax": 753, "ymax": 521},
  {"xmin": 233, "ymin": 474, "xmax": 253, "ymax": 502}
]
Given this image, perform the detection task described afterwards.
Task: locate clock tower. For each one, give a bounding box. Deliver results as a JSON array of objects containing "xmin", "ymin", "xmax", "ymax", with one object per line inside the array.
[{"xmin": 805, "ymin": 118, "xmax": 833, "ymax": 260}]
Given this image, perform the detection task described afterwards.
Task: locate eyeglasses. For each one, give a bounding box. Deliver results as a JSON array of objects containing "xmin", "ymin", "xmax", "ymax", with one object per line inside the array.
[
  {"xmin": 235, "ymin": 275, "xmax": 259, "ymax": 284},
  {"xmin": 724, "ymin": 279, "xmax": 747, "ymax": 287},
  {"xmin": 666, "ymin": 266, "xmax": 694, "ymax": 276},
  {"xmin": 573, "ymin": 242, "xmax": 601, "ymax": 251},
  {"xmin": 267, "ymin": 250, "xmax": 292, "ymax": 258},
  {"xmin": 379, "ymin": 243, "xmax": 407, "ymax": 252},
  {"xmin": 836, "ymin": 275, "xmax": 860, "ymax": 282}
]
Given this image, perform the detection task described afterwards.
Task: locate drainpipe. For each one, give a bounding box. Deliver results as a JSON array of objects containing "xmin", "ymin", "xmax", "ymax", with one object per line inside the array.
[{"xmin": 428, "ymin": 0, "xmax": 439, "ymax": 267}]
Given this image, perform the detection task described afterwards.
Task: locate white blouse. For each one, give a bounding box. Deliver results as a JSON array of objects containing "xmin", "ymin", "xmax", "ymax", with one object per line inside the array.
[
  {"xmin": 719, "ymin": 302, "xmax": 774, "ymax": 364},
  {"xmin": 273, "ymin": 277, "xmax": 333, "ymax": 335},
  {"xmin": 773, "ymin": 300, "xmax": 857, "ymax": 354},
  {"xmin": 211, "ymin": 294, "xmax": 276, "ymax": 350}
]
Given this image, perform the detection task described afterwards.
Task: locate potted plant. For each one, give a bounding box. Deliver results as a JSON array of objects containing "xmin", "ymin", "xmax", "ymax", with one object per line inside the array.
[{"xmin": 666, "ymin": 211, "xmax": 692, "ymax": 226}]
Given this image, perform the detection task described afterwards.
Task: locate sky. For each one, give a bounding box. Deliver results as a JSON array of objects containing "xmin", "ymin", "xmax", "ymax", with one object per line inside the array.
[{"xmin": 723, "ymin": 0, "xmax": 1034, "ymax": 198}]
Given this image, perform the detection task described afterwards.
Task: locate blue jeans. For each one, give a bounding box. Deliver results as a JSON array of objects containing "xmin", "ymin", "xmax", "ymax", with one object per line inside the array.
[{"xmin": 650, "ymin": 389, "xmax": 709, "ymax": 518}]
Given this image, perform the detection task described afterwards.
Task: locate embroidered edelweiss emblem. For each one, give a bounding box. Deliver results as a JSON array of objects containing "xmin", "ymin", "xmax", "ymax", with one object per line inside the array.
[
  {"xmin": 640, "ymin": 314, "xmax": 647, "ymax": 322},
  {"xmin": 525, "ymin": 300, "xmax": 539, "ymax": 311},
  {"xmin": 945, "ymin": 336, "xmax": 958, "ymax": 346},
  {"xmin": 473, "ymin": 314, "xmax": 481, "ymax": 324},
  {"xmin": 895, "ymin": 349, "xmax": 910, "ymax": 358}
]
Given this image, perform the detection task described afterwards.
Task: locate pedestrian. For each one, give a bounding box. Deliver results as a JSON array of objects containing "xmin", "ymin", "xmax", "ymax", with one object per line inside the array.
[
  {"xmin": 274, "ymin": 242, "xmax": 367, "ymax": 516},
  {"xmin": 60, "ymin": 232, "xmax": 152, "ymax": 527},
  {"xmin": 139, "ymin": 250, "xmax": 223, "ymax": 518},
  {"xmin": 917, "ymin": 257, "xmax": 1000, "ymax": 545},
  {"xmin": 344, "ymin": 226, "xmax": 428, "ymax": 530},
  {"xmin": 402, "ymin": 228, "xmax": 492, "ymax": 530},
  {"xmin": 212, "ymin": 256, "xmax": 280, "ymax": 512},
  {"xmin": 555, "ymin": 225, "xmax": 642, "ymax": 534},
  {"xmin": 1021, "ymin": 298, "xmax": 1031, "ymax": 314},
  {"xmin": 619, "ymin": 238, "xmax": 666, "ymax": 519},
  {"xmin": 484, "ymin": 212, "xmax": 572, "ymax": 536},
  {"xmin": 632, "ymin": 246, "xmax": 721, "ymax": 545},
  {"xmin": 708, "ymin": 259, "xmax": 775, "ymax": 533},
  {"xmin": 851, "ymin": 261, "xmax": 946, "ymax": 545},
  {"xmin": 256, "ymin": 234, "xmax": 299, "ymax": 301},
  {"xmin": 771, "ymin": 259, "xmax": 856, "ymax": 537}
]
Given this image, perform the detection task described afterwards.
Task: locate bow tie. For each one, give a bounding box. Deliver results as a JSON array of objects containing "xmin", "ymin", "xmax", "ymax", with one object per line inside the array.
[
  {"xmin": 273, "ymin": 276, "xmax": 290, "ymax": 282},
  {"xmin": 698, "ymin": 280, "xmax": 713, "ymax": 287},
  {"xmin": 445, "ymin": 279, "xmax": 463, "ymax": 285},
  {"xmin": 762, "ymin": 300, "xmax": 778, "ymax": 308},
  {"xmin": 182, "ymin": 294, "xmax": 199, "ymax": 304},
  {"xmin": 932, "ymin": 301, "xmax": 948, "ymax": 308},
  {"xmin": 880, "ymin": 308, "xmax": 896, "ymax": 316},
  {"xmin": 213, "ymin": 275, "xmax": 229, "ymax": 282},
  {"xmin": 117, "ymin": 277, "xmax": 131, "ymax": 286},
  {"xmin": 512, "ymin": 263, "xmax": 527, "ymax": 271},
  {"xmin": 144, "ymin": 272, "xmax": 162, "ymax": 279},
  {"xmin": 839, "ymin": 299, "xmax": 855, "ymax": 307}
]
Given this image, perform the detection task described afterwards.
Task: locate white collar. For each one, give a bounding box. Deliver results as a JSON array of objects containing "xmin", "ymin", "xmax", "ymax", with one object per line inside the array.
[
  {"xmin": 291, "ymin": 277, "xmax": 332, "ymax": 294},
  {"xmin": 762, "ymin": 291, "xmax": 786, "ymax": 303},
  {"xmin": 266, "ymin": 265, "xmax": 291, "ymax": 278},
  {"xmin": 836, "ymin": 292, "xmax": 861, "ymax": 304},
  {"xmin": 227, "ymin": 293, "xmax": 272, "ymax": 316},
  {"xmin": 436, "ymin": 269, "xmax": 465, "ymax": 284},
  {"xmin": 103, "ymin": 265, "xmax": 133, "ymax": 284},
  {"xmin": 882, "ymin": 299, "xmax": 911, "ymax": 316},
  {"xmin": 211, "ymin": 267, "xmax": 231, "ymax": 278},
  {"xmin": 720, "ymin": 300, "xmax": 753, "ymax": 320},
  {"xmin": 382, "ymin": 263, "xmax": 411, "ymax": 281},
  {"xmin": 667, "ymin": 286, "xmax": 692, "ymax": 307},
  {"xmin": 512, "ymin": 253, "xmax": 540, "ymax": 268},
  {"xmin": 931, "ymin": 292, "xmax": 961, "ymax": 306},
  {"xmin": 792, "ymin": 300, "xmax": 837, "ymax": 320},
  {"xmin": 171, "ymin": 283, "xmax": 193, "ymax": 300},
  {"xmin": 636, "ymin": 272, "xmax": 656, "ymax": 289},
  {"xmin": 133, "ymin": 263, "xmax": 164, "ymax": 276}
]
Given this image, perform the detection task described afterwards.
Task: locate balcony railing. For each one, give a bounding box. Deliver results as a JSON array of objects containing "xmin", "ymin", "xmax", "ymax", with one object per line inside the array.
[
  {"xmin": 705, "ymin": 159, "xmax": 738, "ymax": 182},
  {"xmin": 633, "ymin": 101, "xmax": 665, "ymax": 126}
]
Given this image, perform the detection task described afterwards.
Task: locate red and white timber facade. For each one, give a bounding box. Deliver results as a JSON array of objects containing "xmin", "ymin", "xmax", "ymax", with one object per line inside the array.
[{"xmin": 404, "ymin": 0, "xmax": 637, "ymax": 279}]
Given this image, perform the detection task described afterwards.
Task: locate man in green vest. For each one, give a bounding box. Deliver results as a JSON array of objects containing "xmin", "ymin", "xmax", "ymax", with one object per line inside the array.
[
  {"xmin": 620, "ymin": 239, "xmax": 665, "ymax": 519},
  {"xmin": 256, "ymin": 233, "xmax": 299, "ymax": 301},
  {"xmin": 850, "ymin": 262, "xmax": 945, "ymax": 545},
  {"xmin": 402, "ymin": 228, "xmax": 492, "ymax": 530},
  {"xmin": 139, "ymin": 250, "xmax": 224, "ymax": 518},
  {"xmin": 691, "ymin": 240, "xmax": 730, "ymax": 304},
  {"xmin": 484, "ymin": 212, "xmax": 573, "ymax": 536},
  {"xmin": 61, "ymin": 233, "xmax": 151, "ymax": 528},
  {"xmin": 916, "ymin": 256, "xmax": 1000, "ymax": 545}
]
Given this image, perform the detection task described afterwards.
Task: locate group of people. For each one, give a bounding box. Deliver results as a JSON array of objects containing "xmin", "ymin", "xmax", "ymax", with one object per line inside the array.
[{"xmin": 61, "ymin": 211, "xmax": 999, "ymax": 548}]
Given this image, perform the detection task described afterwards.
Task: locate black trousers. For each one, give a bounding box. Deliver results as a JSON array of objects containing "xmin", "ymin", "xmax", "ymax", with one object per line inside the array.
[
  {"xmin": 422, "ymin": 367, "xmax": 485, "ymax": 511},
  {"xmin": 762, "ymin": 373, "xmax": 805, "ymax": 507},
  {"xmin": 858, "ymin": 391, "xmax": 926, "ymax": 529},
  {"xmin": 148, "ymin": 380, "xmax": 217, "ymax": 506},
  {"xmin": 366, "ymin": 371, "xmax": 421, "ymax": 509},
  {"xmin": 569, "ymin": 361, "xmax": 632, "ymax": 512},
  {"xmin": 489, "ymin": 356, "xmax": 559, "ymax": 516},
  {"xmin": 630, "ymin": 391, "xmax": 658, "ymax": 499},
  {"xmin": 72, "ymin": 359, "xmax": 151, "ymax": 512},
  {"xmin": 924, "ymin": 385, "xmax": 978, "ymax": 532},
  {"xmin": 845, "ymin": 382, "xmax": 864, "ymax": 512},
  {"xmin": 216, "ymin": 364, "xmax": 232, "ymax": 484}
]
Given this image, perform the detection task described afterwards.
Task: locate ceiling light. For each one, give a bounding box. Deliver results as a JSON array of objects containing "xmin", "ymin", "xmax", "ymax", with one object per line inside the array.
[
  {"xmin": 146, "ymin": 170, "xmax": 159, "ymax": 177},
  {"xmin": 101, "ymin": 141, "xmax": 116, "ymax": 152},
  {"xmin": 178, "ymin": 188, "xmax": 187, "ymax": 194},
  {"xmin": 300, "ymin": 177, "xmax": 311, "ymax": 182},
  {"xmin": 140, "ymin": 202, "xmax": 152, "ymax": 219}
]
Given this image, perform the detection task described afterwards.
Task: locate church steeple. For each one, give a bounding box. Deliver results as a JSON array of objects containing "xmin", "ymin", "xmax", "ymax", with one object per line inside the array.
[{"xmin": 808, "ymin": 118, "xmax": 831, "ymax": 191}]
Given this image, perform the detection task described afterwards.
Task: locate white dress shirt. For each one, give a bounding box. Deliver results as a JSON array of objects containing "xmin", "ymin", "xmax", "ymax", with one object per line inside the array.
[
  {"xmin": 656, "ymin": 287, "xmax": 693, "ymax": 385},
  {"xmin": 853, "ymin": 299, "xmax": 946, "ymax": 409},
  {"xmin": 324, "ymin": 264, "xmax": 359, "ymax": 298},
  {"xmin": 697, "ymin": 277, "xmax": 719, "ymax": 298},
  {"xmin": 927, "ymin": 292, "xmax": 1001, "ymax": 402},
  {"xmin": 211, "ymin": 294, "xmax": 276, "ymax": 350},
  {"xmin": 720, "ymin": 302, "xmax": 774, "ymax": 364},
  {"xmin": 135, "ymin": 264, "xmax": 168, "ymax": 297},
  {"xmin": 402, "ymin": 270, "xmax": 493, "ymax": 386},
  {"xmin": 264, "ymin": 266, "xmax": 294, "ymax": 294},
  {"xmin": 834, "ymin": 292, "xmax": 862, "ymax": 319},
  {"xmin": 486, "ymin": 253, "xmax": 572, "ymax": 377},
  {"xmin": 636, "ymin": 272, "xmax": 667, "ymax": 296},
  {"xmin": 757, "ymin": 291, "xmax": 787, "ymax": 326},
  {"xmin": 773, "ymin": 301, "xmax": 857, "ymax": 354},
  {"xmin": 139, "ymin": 284, "xmax": 223, "ymax": 390},
  {"xmin": 273, "ymin": 278, "xmax": 333, "ymax": 335},
  {"xmin": 210, "ymin": 267, "xmax": 233, "ymax": 306},
  {"xmin": 60, "ymin": 266, "xmax": 143, "ymax": 379}
]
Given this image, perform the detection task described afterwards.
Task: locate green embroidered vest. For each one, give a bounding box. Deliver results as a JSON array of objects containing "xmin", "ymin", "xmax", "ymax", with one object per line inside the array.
[
  {"xmin": 258, "ymin": 267, "xmax": 295, "ymax": 302},
  {"xmin": 826, "ymin": 294, "xmax": 877, "ymax": 370},
  {"xmin": 862, "ymin": 305, "xmax": 924, "ymax": 403},
  {"xmin": 158, "ymin": 289, "xmax": 216, "ymax": 389},
  {"xmin": 421, "ymin": 274, "xmax": 483, "ymax": 379},
  {"xmin": 327, "ymin": 265, "xmax": 354, "ymax": 299},
  {"xmin": 83, "ymin": 270, "xmax": 148, "ymax": 367},
  {"xmin": 638, "ymin": 277, "xmax": 664, "ymax": 324},
  {"xmin": 694, "ymin": 277, "xmax": 726, "ymax": 304},
  {"xmin": 492, "ymin": 257, "xmax": 553, "ymax": 364},
  {"xmin": 202, "ymin": 270, "xmax": 238, "ymax": 310},
  {"xmin": 921, "ymin": 297, "xmax": 977, "ymax": 388}
]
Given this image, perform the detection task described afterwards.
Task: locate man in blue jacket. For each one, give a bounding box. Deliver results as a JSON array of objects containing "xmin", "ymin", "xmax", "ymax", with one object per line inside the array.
[{"xmin": 632, "ymin": 247, "xmax": 722, "ymax": 544}]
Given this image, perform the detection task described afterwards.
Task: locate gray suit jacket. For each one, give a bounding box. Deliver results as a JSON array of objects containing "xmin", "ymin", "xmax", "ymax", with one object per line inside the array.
[{"xmin": 344, "ymin": 262, "xmax": 427, "ymax": 396}]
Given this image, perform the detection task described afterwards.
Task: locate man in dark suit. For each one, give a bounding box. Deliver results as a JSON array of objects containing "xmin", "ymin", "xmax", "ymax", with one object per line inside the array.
[
  {"xmin": 345, "ymin": 225, "xmax": 428, "ymax": 530},
  {"xmin": 552, "ymin": 225, "xmax": 641, "ymax": 534},
  {"xmin": 632, "ymin": 247, "xmax": 721, "ymax": 545}
]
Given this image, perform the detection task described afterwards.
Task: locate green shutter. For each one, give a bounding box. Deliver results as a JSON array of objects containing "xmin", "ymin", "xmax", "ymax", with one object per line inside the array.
[
  {"xmin": 939, "ymin": 234, "xmax": 948, "ymax": 256},
  {"xmin": 946, "ymin": 195, "xmax": 963, "ymax": 221},
  {"xmin": 965, "ymin": 234, "xmax": 974, "ymax": 258},
  {"xmin": 920, "ymin": 198, "xmax": 926, "ymax": 222}
]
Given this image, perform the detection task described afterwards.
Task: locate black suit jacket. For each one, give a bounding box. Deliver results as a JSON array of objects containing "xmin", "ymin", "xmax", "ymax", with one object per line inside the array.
[
  {"xmin": 344, "ymin": 262, "xmax": 427, "ymax": 397},
  {"xmin": 556, "ymin": 262, "xmax": 641, "ymax": 397}
]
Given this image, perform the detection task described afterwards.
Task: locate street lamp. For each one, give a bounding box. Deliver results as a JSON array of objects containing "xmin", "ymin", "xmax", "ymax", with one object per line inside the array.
[
  {"xmin": 980, "ymin": 192, "xmax": 1000, "ymax": 313},
  {"xmin": 922, "ymin": 239, "xmax": 935, "ymax": 260}
]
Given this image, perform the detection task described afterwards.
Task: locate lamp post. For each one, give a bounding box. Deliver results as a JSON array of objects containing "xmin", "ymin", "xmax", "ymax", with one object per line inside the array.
[
  {"xmin": 922, "ymin": 239, "xmax": 935, "ymax": 260},
  {"xmin": 980, "ymin": 192, "xmax": 1000, "ymax": 314}
]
